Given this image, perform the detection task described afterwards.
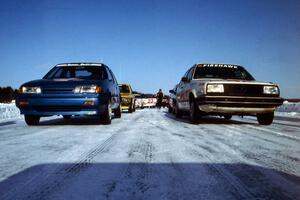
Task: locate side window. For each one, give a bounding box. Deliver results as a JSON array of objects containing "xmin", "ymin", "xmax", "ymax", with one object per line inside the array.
[
  {"xmin": 106, "ymin": 68, "xmax": 114, "ymax": 83},
  {"xmin": 187, "ymin": 67, "xmax": 195, "ymax": 80},
  {"xmin": 109, "ymin": 69, "xmax": 118, "ymax": 84},
  {"xmin": 180, "ymin": 68, "xmax": 191, "ymax": 85},
  {"xmin": 183, "ymin": 69, "xmax": 190, "ymax": 78}
]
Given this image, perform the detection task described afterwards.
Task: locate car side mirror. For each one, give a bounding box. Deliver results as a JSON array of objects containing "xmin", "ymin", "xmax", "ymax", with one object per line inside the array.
[
  {"xmin": 169, "ymin": 89, "xmax": 175, "ymax": 94},
  {"xmin": 181, "ymin": 77, "xmax": 189, "ymax": 82}
]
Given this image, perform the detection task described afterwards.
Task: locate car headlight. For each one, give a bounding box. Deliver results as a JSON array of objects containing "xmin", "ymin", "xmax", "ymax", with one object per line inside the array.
[
  {"xmin": 207, "ymin": 84, "xmax": 224, "ymax": 93},
  {"xmin": 263, "ymin": 86, "xmax": 279, "ymax": 95},
  {"xmin": 74, "ymin": 85, "xmax": 101, "ymax": 94},
  {"xmin": 21, "ymin": 86, "xmax": 41, "ymax": 94}
]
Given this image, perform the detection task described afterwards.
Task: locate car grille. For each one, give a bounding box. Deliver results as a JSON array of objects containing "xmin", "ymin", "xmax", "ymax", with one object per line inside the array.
[
  {"xmin": 42, "ymin": 87, "xmax": 75, "ymax": 94},
  {"xmin": 207, "ymin": 84, "xmax": 271, "ymax": 97},
  {"xmin": 223, "ymin": 84, "xmax": 263, "ymax": 97}
]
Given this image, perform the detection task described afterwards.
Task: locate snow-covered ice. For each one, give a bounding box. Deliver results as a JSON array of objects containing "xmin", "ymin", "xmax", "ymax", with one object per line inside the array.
[
  {"xmin": 0, "ymin": 103, "xmax": 21, "ymax": 122},
  {"xmin": 0, "ymin": 108, "xmax": 299, "ymax": 200},
  {"xmin": 276, "ymin": 101, "xmax": 300, "ymax": 113}
]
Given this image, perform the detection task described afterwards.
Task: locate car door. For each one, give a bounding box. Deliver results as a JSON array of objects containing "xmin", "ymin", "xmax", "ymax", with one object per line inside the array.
[
  {"xmin": 111, "ymin": 71, "xmax": 121, "ymax": 107},
  {"xmin": 177, "ymin": 68, "xmax": 191, "ymax": 110},
  {"xmin": 182, "ymin": 67, "xmax": 195, "ymax": 110},
  {"xmin": 106, "ymin": 67, "xmax": 119, "ymax": 109}
]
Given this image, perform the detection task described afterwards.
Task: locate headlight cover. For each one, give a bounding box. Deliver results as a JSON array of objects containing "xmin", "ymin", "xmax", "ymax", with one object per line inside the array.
[
  {"xmin": 74, "ymin": 85, "xmax": 101, "ymax": 94},
  {"xmin": 21, "ymin": 86, "xmax": 42, "ymax": 94},
  {"xmin": 263, "ymin": 86, "xmax": 279, "ymax": 95},
  {"xmin": 207, "ymin": 84, "xmax": 224, "ymax": 93}
]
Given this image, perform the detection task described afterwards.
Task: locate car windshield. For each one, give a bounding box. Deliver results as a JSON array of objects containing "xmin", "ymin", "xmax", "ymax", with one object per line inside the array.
[
  {"xmin": 193, "ymin": 66, "xmax": 255, "ymax": 81},
  {"xmin": 43, "ymin": 66, "xmax": 108, "ymax": 80},
  {"xmin": 119, "ymin": 85, "xmax": 131, "ymax": 93}
]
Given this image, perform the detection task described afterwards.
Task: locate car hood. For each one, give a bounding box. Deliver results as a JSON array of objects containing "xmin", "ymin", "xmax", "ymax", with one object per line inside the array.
[{"xmin": 21, "ymin": 79, "xmax": 105, "ymax": 87}]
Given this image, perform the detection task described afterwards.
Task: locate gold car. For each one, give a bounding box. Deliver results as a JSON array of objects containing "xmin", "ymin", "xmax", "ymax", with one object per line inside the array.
[{"xmin": 119, "ymin": 84, "xmax": 135, "ymax": 113}]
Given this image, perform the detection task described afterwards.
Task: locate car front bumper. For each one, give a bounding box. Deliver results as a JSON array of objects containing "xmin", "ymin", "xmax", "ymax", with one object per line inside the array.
[
  {"xmin": 16, "ymin": 94, "xmax": 108, "ymax": 116},
  {"xmin": 196, "ymin": 96, "xmax": 284, "ymax": 114}
]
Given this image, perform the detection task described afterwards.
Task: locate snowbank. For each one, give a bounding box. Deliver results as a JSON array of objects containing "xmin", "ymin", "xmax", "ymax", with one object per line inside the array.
[
  {"xmin": 0, "ymin": 103, "xmax": 21, "ymax": 122},
  {"xmin": 276, "ymin": 101, "xmax": 300, "ymax": 113},
  {"xmin": 275, "ymin": 101, "xmax": 300, "ymax": 118}
]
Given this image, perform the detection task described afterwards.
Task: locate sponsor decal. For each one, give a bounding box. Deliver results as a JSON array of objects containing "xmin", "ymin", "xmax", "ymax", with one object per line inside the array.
[
  {"xmin": 57, "ymin": 63, "xmax": 102, "ymax": 67},
  {"xmin": 202, "ymin": 64, "xmax": 238, "ymax": 69}
]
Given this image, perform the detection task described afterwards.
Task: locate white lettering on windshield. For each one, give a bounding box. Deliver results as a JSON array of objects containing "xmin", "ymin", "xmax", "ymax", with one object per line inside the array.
[{"xmin": 203, "ymin": 64, "xmax": 238, "ymax": 69}]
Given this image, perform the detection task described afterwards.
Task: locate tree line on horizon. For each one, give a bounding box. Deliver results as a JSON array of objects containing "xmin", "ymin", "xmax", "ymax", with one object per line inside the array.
[{"xmin": 0, "ymin": 87, "xmax": 18, "ymax": 103}]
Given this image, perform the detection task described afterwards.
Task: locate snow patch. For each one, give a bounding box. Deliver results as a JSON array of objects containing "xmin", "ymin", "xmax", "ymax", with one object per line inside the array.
[
  {"xmin": 276, "ymin": 101, "xmax": 300, "ymax": 113},
  {"xmin": 0, "ymin": 103, "xmax": 21, "ymax": 122}
]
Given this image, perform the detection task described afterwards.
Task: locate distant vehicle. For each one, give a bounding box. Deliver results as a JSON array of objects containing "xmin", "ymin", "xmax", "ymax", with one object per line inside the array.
[
  {"xmin": 134, "ymin": 94, "xmax": 144, "ymax": 109},
  {"xmin": 119, "ymin": 84, "xmax": 135, "ymax": 113},
  {"xmin": 161, "ymin": 96, "xmax": 170, "ymax": 108},
  {"xmin": 142, "ymin": 94, "xmax": 157, "ymax": 108},
  {"xmin": 169, "ymin": 84, "xmax": 179, "ymax": 113},
  {"xmin": 16, "ymin": 63, "xmax": 122, "ymax": 125},
  {"xmin": 175, "ymin": 64, "xmax": 284, "ymax": 125}
]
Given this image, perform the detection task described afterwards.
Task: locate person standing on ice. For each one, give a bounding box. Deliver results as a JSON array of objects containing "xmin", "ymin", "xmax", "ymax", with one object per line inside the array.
[{"xmin": 156, "ymin": 89, "xmax": 164, "ymax": 109}]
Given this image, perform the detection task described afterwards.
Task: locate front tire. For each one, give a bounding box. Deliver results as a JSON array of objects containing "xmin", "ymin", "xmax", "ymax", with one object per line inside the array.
[
  {"xmin": 257, "ymin": 112, "xmax": 274, "ymax": 125},
  {"xmin": 25, "ymin": 115, "xmax": 40, "ymax": 126},
  {"xmin": 189, "ymin": 100, "xmax": 200, "ymax": 124},
  {"xmin": 223, "ymin": 114, "xmax": 232, "ymax": 120},
  {"xmin": 102, "ymin": 102, "xmax": 112, "ymax": 125},
  {"xmin": 114, "ymin": 104, "xmax": 122, "ymax": 118},
  {"xmin": 175, "ymin": 103, "xmax": 182, "ymax": 118},
  {"xmin": 128, "ymin": 100, "xmax": 133, "ymax": 113},
  {"xmin": 63, "ymin": 115, "xmax": 71, "ymax": 119}
]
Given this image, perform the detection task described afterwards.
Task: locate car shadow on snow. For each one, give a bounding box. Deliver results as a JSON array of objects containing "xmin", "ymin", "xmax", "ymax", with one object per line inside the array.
[
  {"xmin": 37, "ymin": 116, "xmax": 114, "ymax": 126},
  {"xmin": 37, "ymin": 111, "xmax": 137, "ymax": 126},
  {"xmin": 0, "ymin": 121, "xmax": 17, "ymax": 126},
  {"xmin": 164, "ymin": 111, "xmax": 254, "ymax": 125},
  {"xmin": 0, "ymin": 163, "xmax": 299, "ymax": 200}
]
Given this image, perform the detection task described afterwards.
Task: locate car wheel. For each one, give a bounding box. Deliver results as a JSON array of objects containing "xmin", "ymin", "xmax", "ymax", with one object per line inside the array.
[
  {"xmin": 223, "ymin": 114, "xmax": 232, "ymax": 120},
  {"xmin": 63, "ymin": 115, "xmax": 71, "ymax": 119},
  {"xmin": 114, "ymin": 103, "xmax": 122, "ymax": 118},
  {"xmin": 257, "ymin": 112, "xmax": 274, "ymax": 125},
  {"xmin": 25, "ymin": 115, "xmax": 40, "ymax": 126},
  {"xmin": 102, "ymin": 101, "xmax": 112, "ymax": 125},
  {"xmin": 189, "ymin": 100, "xmax": 200, "ymax": 124},
  {"xmin": 175, "ymin": 103, "xmax": 182, "ymax": 118},
  {"xmin": 128, "ymin": 101, "xmax": 133, "ymax": 113}
]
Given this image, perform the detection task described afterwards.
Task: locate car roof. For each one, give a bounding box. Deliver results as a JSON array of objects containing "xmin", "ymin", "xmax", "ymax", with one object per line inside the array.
[{"xmin": 55, "ymin": 62, "xmax": 104, "ymax": 67}]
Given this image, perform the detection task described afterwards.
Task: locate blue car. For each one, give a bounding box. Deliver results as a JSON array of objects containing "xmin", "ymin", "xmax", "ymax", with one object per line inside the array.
[{"xmin": 16, "ymin": 63, "xmax": 122, "ymax": 125}]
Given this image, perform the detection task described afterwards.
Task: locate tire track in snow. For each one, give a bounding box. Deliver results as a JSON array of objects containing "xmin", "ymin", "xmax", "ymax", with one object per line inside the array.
[
  {"xmin": 102, "ymin": 124, "xmax": 157, "ymax": 199},
  {"xmin": 1, "ymin": 112, "xmax": 144, "ymax": 200},
  {"xmin": 223, "ymin": 125, "xmax": 300, "ymax": 176},
  {"xmin": 160, "ymin": 112, "xmax": 299, "ymax": 199},
  {"xmin": 2, "ymin": 132, "xmax": 122, "ymax": 200},
  {"xmin": 146, "ymin": 112, "xmax": 252, "ymax": 199}
]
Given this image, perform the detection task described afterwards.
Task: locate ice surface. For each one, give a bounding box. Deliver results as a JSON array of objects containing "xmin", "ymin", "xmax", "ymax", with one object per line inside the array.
[{"xmin": 0, "ymin": 108, "xmax": 299, "ymax": 199}]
